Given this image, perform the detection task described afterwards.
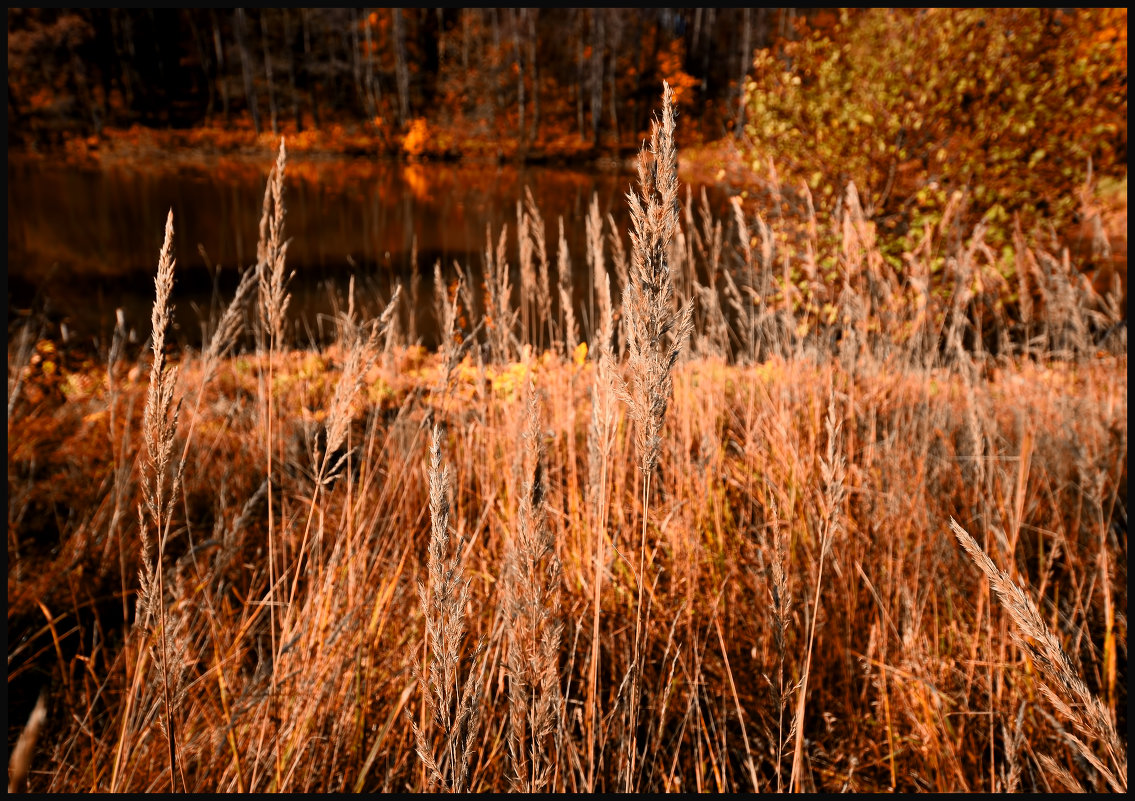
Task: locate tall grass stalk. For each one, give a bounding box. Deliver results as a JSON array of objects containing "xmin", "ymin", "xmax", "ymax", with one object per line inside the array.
[
  {"xmin": 790, "ymin": 393, "xmax": 845, "ymax": 792},
  {"xmin": 413, "ymin": 425, "xmax": 484, "ymax": 792},
  {"xmin": 281, "ymin": 281, "xmax": 400, "ymax": 627},
  {"xmin": 585, "ymin": 351, "xmax": 627, "ymax": 790},
  {"xmin": 127, "ymin": 209, "xmax": 186, "ymax": 792},
  {"xmin": 503, "ymin": 384, "xmax": 562, "ymax": 791},
  {"xmin": 253, "ymin": 137, "xmax": 291, "ymax": 790},
  {"xmin": 951, "ymin": 519, "xmax": 1127, "ymax": 793},
  {"xmin": 6, "ymin": 83, "xmax": 1128, "ymax": 795},
  {"xmin": 620, "ymin": 81, "xmax": 694, "ymax": 791}
]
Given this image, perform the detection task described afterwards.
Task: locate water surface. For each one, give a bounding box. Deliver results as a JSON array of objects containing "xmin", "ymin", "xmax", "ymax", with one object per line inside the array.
[{"xmin": 8, "ymin": 154, "xmax": 733, "ymax": 352}]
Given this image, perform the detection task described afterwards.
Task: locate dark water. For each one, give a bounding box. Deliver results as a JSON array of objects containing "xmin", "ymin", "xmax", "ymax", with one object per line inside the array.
[{"xmin": 8, "ymin": 154, "xmax": 730, "ymax": 352}]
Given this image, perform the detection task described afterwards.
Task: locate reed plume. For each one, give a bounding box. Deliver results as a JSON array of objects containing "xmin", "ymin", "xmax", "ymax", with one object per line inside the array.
[
  {"xmin": 584, "ymin": 350, "xmax": 628, "ymax": 790},
  {"xmin": 257, "ymin": 139, "xmax": 292, "ymax": 347},
  {"xmin": 525, "ymin": 186, "xmax": 553, "ymax": 353},
  {"xmin": 503, "ymin": 385, "xmax": 562, "ymax": 792},
  {"xmin": 951, "ymin": 519, "xmax": 1127, "ymax": 793},
  {"xmin": 587, "ymin": 192, "xmax": 615, "ymax": 358},
  {"xmin": 413, "ymin": 426, "xmax": 484, "ymax": 792},
  {"xmin": 623, "ymin": 82, "xmax": 694, "ymax": 481},
  {"xmin": 134, "ymin": 209, "xmax": 187, "ymax": 792},
  {"xmin": 557, "ymin": 216, "xmax": 580, "ymax": 358},
  {"xmin": 484, "ymin": 223, "xmax": 516, "ymax": 364},
  {"xmin": 8, "ymin": 690, "xmax": 47, "ymax": 792},
  {"xmin": 620, "ymin": 81, "xmax": 694, "ymax": 791}
]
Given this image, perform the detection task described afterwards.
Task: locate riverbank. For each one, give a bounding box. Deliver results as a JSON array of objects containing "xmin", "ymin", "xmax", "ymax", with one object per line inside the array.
[{"xmin": 10, "ymin": 118, "xmax": 767, "ymax": 198}]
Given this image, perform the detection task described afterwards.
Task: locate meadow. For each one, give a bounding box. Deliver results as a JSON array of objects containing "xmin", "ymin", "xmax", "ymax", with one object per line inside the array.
[{"xmin": 6, "ymin": 85, "xmax": 1126, "ymax": 793}]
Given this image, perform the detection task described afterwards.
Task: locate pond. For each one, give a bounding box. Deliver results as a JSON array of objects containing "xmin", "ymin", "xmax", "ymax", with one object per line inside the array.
[{"xmin": 8, "ymin": 153, "xmax": 732, "ymax": 352}]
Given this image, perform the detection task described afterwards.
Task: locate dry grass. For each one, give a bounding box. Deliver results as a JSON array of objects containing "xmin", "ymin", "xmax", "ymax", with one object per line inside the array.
[{"xmin": 6, "ymin": 85, "xmax": 1126, "ymax": 793}]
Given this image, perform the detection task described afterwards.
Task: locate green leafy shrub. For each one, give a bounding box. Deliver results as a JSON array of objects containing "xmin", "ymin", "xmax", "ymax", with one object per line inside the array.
[{"xmin": 742, "ymin": 8, "xmax": 1127, "ymax": 253}]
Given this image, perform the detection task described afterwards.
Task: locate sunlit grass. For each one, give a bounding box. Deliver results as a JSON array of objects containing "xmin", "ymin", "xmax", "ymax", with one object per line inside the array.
[{"xmin": 6, "ymin": 87, "xmax": 1126, "ymax": 793}]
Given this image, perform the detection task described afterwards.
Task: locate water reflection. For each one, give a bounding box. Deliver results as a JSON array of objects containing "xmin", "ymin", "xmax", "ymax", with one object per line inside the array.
[{"xmin": 8, "ymin": 154, "xmax": 727, "ymax": 350}]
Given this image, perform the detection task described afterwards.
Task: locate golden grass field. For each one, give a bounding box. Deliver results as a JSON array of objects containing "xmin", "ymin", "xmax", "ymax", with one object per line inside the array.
[{"xmin": 7, "ymin": 87, "xmax": 1126, "ymax": 793}]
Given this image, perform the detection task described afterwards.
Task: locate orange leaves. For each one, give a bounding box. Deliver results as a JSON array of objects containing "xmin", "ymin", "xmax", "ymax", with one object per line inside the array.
[
  {"xmin": 401, "ymin": 118, "xmax": 430, "ymax": 159},
  {"xmin": 655, "ymin": 40, "xmax": 698, "ymax": 110}
]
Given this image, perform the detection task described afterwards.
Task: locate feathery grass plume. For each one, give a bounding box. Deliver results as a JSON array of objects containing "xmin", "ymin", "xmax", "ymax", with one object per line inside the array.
[
  {"xmin": 791, "ymin": 390, "xmax": 845, "ymax": 792},
  {"xmin": 524, "ymin": 186, "xmax": 553, "ymax": 353},
  {"xmin": 169, "ymin": 262, "xmax": 259, "ymax": 503},
  {"xmin": 252, "ymin": 138, "xmax": 292, "ymax": 790},
  {"xmin": 762, "ymin": 493, "xmax": 793, "ymax": 793},
  {"xmin": 556, "ymin": 216, "xmax": 580, "ymax": 358},
  {"xmin": 282, "ymin": 281, "xmax": 402, "ymax": 628},
  {"xmin": 455, "ymin": 260, "xmax": 479, "ymax": 343},
  {"xmin": 517, "ymin": 196, "xmax": 536, "ymax": 348},
  {"xmin": 324, "ymin": 281, "xmax": 401, "ymax": 475},
  {"xmin": 6, "ymin": 320, "xmax": 37, "ymax": 425},
  {"xmin": 257, "ymin": 138, "xmax": 292, "ymax": 348},
  {"xmin": 999, "ymin": 702, "xmax": 1026, "ymax": 793},
  {"xmin": 503, "ymin": 384, "xmax": 563, "ymax": 792},
  {"xmin": 587, "ymin": 192, "xmax": 614, "ymax": 358},
  {"xmin": 413, "ymin": 426, "xmax": 484, "ymax": 792},
  {"xmin": 951, "ymin": 519, "xmax": 1127, "ymax": 793},
  {"xmin": 432, "ymin": 259, "xmax": 450, "ymax": 346},
  {"xmin": 689, "ymin": 189, "xmax": 726, "ymax": 360},
  {"xmin": 431, "ymin": 261, "xmax": 479, "ymax": 400},
  {"xmin": 135, "ymin": 209, "xmax": 188, "ymax": 792},
  {"xmin": 584, "ymin": 350, "xmax": 628, "ymax": 790},
  {"xmin": 254, "ymin": 142, "xmax": 291, "ymax": 505},
  {"xmin": 620, "ymin": 81, "xmax": 694, "ymax": 791},
  {"xmin": 622, "ymin": 82, "xmax": 694, "ymax": 481},
  {"xmin": 607, "ymin": 212, "xmax": 630, "ymax": 308},
  {"xmin": 8, "ymin": 689, "xmax": 47, "ymax": 792},
  {"xmin": 409, "ymin": 235, "xmax": 420, "ymax": 346},
  {"xmin": 202, "ymin": 266, "xmax": 258, "ymax": 381},
  {"xmin": 722, "ymin": 195, "xmax": 758, "ymax": 360},
  {"xmin": 383, "ymin": 279, "xmax": 405, "ymax": 360},
  {"xmin": 484, "ymin": 223, "xmax": 517, "ymax": 364}
]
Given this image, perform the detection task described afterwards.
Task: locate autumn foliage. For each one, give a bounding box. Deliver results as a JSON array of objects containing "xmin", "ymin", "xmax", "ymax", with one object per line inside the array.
[{"xmin": 742, "ymin": 8, "xmax": 1128, "ymax": 247}]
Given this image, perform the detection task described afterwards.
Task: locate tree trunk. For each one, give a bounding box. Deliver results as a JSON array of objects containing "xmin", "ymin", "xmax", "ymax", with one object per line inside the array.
[
  {"xmin": 393, "ymin": 8, "xmax": 410, "ymax": 126},
  {"xmin": 513, "ymin": 8, "xmax": 525, "ymax": 145},
  {"xmin": 350, "ymin": 8, "xmax": 365, "ymax": 121},
  {"xmin": 185, "ymin": 10, "xmax": 215, "ymax": 124},
  {"xmin": 490, "ymin": 8, "xmax": 502, "ymax": 127},
  {"xmin": 301, "ymin": 8, "xmax": 318, "ymax": 128},
  {"xmin": 363, "ymin": 9, "xmax": 379, "ymax": 122},
  {"xmin": 735, "ymin": 7, "xmax": 751, "ymax": 139},
  {"xmin": 607, "ymin": 40, "xmax": 619, "ymax": 148},
  {"xmin": 111, "ymin": 10, "xmax": 136, "ymax": 111},
  {"xmin": 577, "ymin": 10, "xmax": 586, "ymax": 142},
  {"xmin": 527, "ymin": 9, "xmax": 539, "ymax": 143},
  {"xmin": 283, "ymin": 9, "xmax": 301, "ymax": 131},
  {"xmin": 210, "ymin": 10, "xmax": 230, "ymax": 123},
  {"xmin": 260, "ymin": 11, "xmax": 279, "ymax": 134},
  {"xmin": 234, "ymin": 8, "xmax": 260, "ymax": 135},
  {"xmin": 590, "ymin": 10, "xmax": 604, "ymax": 148},
  {"xmin": 436, "ymin": 8, "xmax": 446, "ymax": 63}
]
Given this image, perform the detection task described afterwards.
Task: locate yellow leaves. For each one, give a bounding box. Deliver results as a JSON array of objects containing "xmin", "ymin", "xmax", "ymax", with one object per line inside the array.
[
  {"xmin": 572, "ymin": 341, "xmax": 588, "ymax": 368},
  {"xmin": 1026, "ymin": 149, "xmax": 1047, "ymax": 169},
  {"xmin": 489, "ymin": 360, "xmax": 531, "ymax": 399}
]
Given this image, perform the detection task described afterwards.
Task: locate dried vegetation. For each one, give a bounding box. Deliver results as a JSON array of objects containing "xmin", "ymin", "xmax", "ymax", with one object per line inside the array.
[{"xmin": 6, "ymin": 85, "xmax": 1126, "ymax": 793}]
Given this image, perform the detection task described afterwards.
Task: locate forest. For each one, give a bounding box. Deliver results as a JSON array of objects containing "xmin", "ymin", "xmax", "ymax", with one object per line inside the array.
[
  {"xmin": 8, "ymin": 8, "xmax": 1127, "ymax": 250},
  {"xmin": 8, "ymin": 8, "xmax": 790, "ymax": 152}
]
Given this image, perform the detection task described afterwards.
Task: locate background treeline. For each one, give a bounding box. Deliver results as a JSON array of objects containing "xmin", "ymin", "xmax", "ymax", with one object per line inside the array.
[
  {"xmin": 7, "ymin": 7, "xmax": 812, "ymax": 151},
  {"xmin": 8, "ymin": 9, "xmax": 1125, "ymax": 246},
  {"xmin": 742, "ymin": 8, "xmax": 1127, "ymax": 252}
]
